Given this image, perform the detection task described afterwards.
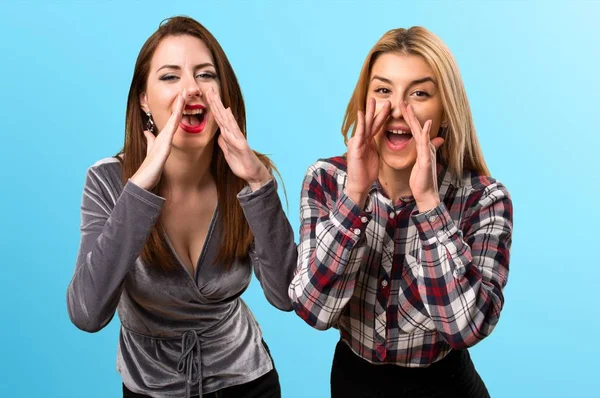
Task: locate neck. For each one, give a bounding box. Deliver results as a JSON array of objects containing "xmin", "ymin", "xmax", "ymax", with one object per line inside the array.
[
  {"xmin": 378, "ymin": 162, "xmax": 413, "ymax": 204},
  {"xmin": 161, "ymin": 144, "xmax": 214, "ymax": 195}
]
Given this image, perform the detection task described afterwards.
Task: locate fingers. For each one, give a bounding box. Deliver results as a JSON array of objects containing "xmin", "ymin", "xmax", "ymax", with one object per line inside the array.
[
  {"xmin": 422, "ymin": 119, "xmax": 432, "ymax": 140},
  {"xmin": 364, "ymin": 97, "xmax": 375, "ymax": 138},
  {"xmin": 162, "ymin": 89, "xmax": 187, "ymax": 138},
  {"xmin": 354, "ymin": 110, "xmax": 365, "ymax": 145},
  {"xmin": 224, "ymin": 107, "xmax": 245, "ymax": 141},
  {"xmin": 402, "ymin": 102, "xmax": 423, "ymax": 136},
  {"xmin": 206, "ymin": 87, "xmax": 228, "ymax": 128},
  {"xmin": 206, "ymin": 87, "xmax": 236, "ymax": 142},
  {"xmin": 207, "ymin": 87, "xmax": 245, "ymax": 148},
  {"xmin": 369, "ymin": 100, "xmax": 391, "ymax": 140},
  {"xmin": 430, "ymin": 136, "xmax": 445, "ymax": 151},
  {"xmin": 206, "ymin": 87, "xmax": 225, "ymax": 122},
  {"xmin": 217, "ymin": 134, "xmax": 229, "ymax": 156}
]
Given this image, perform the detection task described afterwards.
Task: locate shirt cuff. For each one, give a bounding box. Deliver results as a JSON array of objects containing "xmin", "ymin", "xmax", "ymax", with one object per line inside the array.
[
  {"xmin": 412, "ymin": 202, "xmax": 457, "ymax": 244},
  {"xmin": 124, "ymin": 180, "xmax": 165, "ymax": 209},
  {"xmin": 330, "ymin": 191, "xmax": 372, "ymax": 246},
  {"xmin": 237, "ymin": 178, "xmax": 276, "ymax": 205}
]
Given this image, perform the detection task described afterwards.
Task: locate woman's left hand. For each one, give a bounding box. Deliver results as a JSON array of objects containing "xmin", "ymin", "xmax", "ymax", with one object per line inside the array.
[
  {"xmin": 206, "ymin": 87, "xmax": 271, "ymax": 191},
  {"xmin": 403, "ymin": 102, "xmax": 445, "ymax": 212}
]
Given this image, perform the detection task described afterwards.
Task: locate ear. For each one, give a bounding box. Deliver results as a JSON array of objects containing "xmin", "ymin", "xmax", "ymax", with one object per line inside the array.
[{"xmin": 139, "ymin": 92, "xmax": 150, "ymax": 114}]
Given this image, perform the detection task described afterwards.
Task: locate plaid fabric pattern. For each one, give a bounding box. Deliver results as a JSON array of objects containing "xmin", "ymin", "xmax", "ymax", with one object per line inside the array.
[{"xmin": 289, "ymin": 156, "xmax": 513, "ymax": 367}]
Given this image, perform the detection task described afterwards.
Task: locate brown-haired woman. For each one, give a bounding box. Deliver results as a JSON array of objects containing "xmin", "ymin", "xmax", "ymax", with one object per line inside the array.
[
  {"xmin": 289, "ymin": 26, "xmax": 513, "ymax": 398},
  {"xmin": 67, "ymin": 16, "xmax": 296, "ymax": 398}
]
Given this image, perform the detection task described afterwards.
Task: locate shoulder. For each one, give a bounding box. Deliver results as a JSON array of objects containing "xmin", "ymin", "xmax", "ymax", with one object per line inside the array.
[
  {"xmin": 87, "ymin": 156, "xmax": 122, "ymax": 176},
  {"xmin": 457, "ymin": 170, "xmax": 512, "ymax": 210},
  {"xmin": 301, "ymin": 155, "xmax": 349, "ymax": 201},
  {"xmin": 84, "ymin": 156, "xmax": 124, "ymax": 194},
  {"xmin": 305, "ymin": 155, "xmax": 348, "ymax": 179}
]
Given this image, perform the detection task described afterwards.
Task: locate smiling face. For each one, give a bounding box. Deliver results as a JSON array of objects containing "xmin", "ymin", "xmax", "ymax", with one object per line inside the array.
[
  {"xmin": 368, "ymin": 52, "xmax": 445, "ymax": 172},
  {"xmin": 140, "ymin": 34, "xmax": 221, "ymax": 151}
]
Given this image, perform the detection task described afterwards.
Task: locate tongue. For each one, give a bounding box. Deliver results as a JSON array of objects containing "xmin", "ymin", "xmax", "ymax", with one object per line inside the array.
[
  {"xmin": 182, "ymin": 115, "xmax": 201, "ymax": 126},
  {"xmin": 387, "ymin": 132, "xmax": 411, "ymax": 145}
]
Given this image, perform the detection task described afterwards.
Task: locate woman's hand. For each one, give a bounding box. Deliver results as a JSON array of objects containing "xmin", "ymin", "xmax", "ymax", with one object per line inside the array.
[
  {"xmin": 206, "ymin": 87, "xmax": 271, "ymax": 191},
  {"xmin": 130, "ymin": 90, "xmax": 187, "ymax": 191},
  {"xmin": 345, "ymin": 98, "xmax": 391, "ymax": 209},
  {"xmin": 403, "ymin": 102, "xmax": 445, "ymax": 212}
]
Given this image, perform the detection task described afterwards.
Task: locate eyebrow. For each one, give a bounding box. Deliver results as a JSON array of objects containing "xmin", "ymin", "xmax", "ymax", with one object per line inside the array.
[
  {"xmin": 157, "ymin": 63, "xmax": 216, "ymax": 72},
  {"xmin": 371, "ymin": 75, "xmax": 436, "ymax": 86}
]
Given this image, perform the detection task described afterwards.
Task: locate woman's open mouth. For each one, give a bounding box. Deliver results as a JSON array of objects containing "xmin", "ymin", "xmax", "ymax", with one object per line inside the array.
[
  {"xmin": 180, "ymin": 105, "xmax": 207, "ymax": 134},
  {"xmin": 385, "ymin": 128, "xmax": 412, "ymax": 151}
]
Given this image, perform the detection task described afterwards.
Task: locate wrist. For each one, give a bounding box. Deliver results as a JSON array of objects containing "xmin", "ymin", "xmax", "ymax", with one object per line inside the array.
[
  {"xmin": 130, "ymin": 171, "xmax": 153, "ymax": 191},
  {"xmin": 415, "ymin": 194, "xmax": 440, "ymax": 213},
  {"xmin": 345, "ymin": 188, "xmax": 368, "ymax": 210},
  {"xmin": 247, "ymin": 168, "xmax": 272, "ymax": 192}
]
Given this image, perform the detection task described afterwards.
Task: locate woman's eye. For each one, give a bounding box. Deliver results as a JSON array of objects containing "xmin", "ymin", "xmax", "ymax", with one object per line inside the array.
[
  {"xmin": 159, "ymin": 75, "xmax": 178, "ymax": 81},
  {"xmin": 375, "ymin": 88, "xmax": 391, "ymax": 94},
  {"xmin": 413, "ymin": 90, "xmax": 430, "ymax": 97},
  {"xmin": 196, "ymin": 72, "xmax": 215, "ymax": 79}
]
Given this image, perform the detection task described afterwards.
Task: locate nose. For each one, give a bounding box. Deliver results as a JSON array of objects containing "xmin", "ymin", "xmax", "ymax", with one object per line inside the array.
[
  {"xmin": 181, "ymin": 73, "xmax": 202, "ymax": 99},
  {"xmin": 185, "ymin": 85, "xmax": 201, "ymax": 99},
  {"xmin": 389, "ymin": 95, "xmax": 405, "ymax": 120}
]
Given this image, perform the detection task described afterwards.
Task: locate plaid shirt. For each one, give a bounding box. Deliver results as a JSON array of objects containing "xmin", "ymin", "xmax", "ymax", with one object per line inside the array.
[{"xmin": 289, "ymin": 156, "xmax": 513, "ymax": 367}]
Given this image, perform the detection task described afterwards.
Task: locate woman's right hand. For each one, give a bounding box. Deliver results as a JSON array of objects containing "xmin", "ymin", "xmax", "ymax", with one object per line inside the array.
[
  {"xmin": 130, "ymin": 90, "xmax": 186, "ymax": 190},
  {"xmin": 345, "ymin": 98, "xmax": 390, "ymax": 209}
]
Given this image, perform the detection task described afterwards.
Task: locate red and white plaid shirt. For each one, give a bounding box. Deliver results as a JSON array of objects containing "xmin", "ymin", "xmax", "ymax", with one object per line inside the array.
[{"xmin": 289, "ymin": 156, "xmax": 513, "ymax": 367}]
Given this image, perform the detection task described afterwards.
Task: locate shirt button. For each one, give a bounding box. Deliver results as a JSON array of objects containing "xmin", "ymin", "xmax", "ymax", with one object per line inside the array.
[
  {"xmin": 360, "ymin": 216, "xmax": 368, "ymax": 223},
  {"xmin": 437, "ymin": 230, "xmax": 444, "ymax": 237},
  {"xmin": 381, "ymin": 280, "xmax": 388, "ymax": 287},
  {"xmin": 429, "ymin": 215, "xmax": 438, "ymax": 222},
  {"xmin": 453, "ymin": 269, "xmax": 459, "ymax": 278},
  {"xmin": 389, "ymin": 211, "xmax": 395, "ymax": 218},
  {"xmin": 354, "ymin": 228, "xmax": 361, "ymax": 235}
]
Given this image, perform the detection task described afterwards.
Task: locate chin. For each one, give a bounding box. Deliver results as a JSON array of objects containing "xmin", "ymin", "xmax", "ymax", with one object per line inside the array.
[
  {"xmin": 381, "ymin": 152, "xmax": 416, "ymax": 172},
  {"xmin": 172, "ymin": 137, "xmax": 214, "ymax": 152}
]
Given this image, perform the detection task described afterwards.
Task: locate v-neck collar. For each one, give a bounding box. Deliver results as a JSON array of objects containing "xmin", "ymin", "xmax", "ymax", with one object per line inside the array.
[{"xmin": 163, "ymin": 207, "xmax": 218, "ymax": 288}]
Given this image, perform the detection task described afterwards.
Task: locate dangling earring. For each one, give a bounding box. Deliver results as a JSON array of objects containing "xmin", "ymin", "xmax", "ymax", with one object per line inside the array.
[{"xmin": 145, "ymin": 111, "xmax": 156, "ymax": 133}]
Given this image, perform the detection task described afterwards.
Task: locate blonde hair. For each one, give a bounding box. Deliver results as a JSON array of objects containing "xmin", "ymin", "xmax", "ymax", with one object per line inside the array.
[{"xmin": 342, "ymin": 26, "xmax": 489, "ymax": 178}]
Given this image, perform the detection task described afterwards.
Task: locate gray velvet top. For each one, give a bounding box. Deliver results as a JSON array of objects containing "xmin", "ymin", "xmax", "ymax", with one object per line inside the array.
[{"xmin": 67, "ymin": 157, "xmax": 297, "ymax": 398}]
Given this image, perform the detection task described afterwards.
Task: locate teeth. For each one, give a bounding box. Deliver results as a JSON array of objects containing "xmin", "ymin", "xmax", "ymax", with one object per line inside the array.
[
  {"xmin": 183, "ymin": 108, "xmax": 204, "ymax": 116},
  {"xmin": 387, "ymin": 129, "xmax": 411, "ymax": 135}
]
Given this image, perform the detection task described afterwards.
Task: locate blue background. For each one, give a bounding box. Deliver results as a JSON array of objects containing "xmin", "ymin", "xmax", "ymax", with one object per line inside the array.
[{"xmin": 1, "ymin": 1, "xmax": 599, "ymax": 397}]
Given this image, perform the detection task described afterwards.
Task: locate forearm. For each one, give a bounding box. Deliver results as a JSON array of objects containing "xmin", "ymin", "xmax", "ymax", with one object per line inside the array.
[
  {"xmin": 67, "ymin": 180, "xmax": 164, "ymax": 332},
  {"xmin": 410, "ymin": 190, "xmax": 512, "ymax": 348},
  {"xmin": 239, "ymin": 179, "xmax": 297, "ymax": 311},
  {"xmin": 289, "ymin": 191, "xmax": 370, "ymax": 330}
]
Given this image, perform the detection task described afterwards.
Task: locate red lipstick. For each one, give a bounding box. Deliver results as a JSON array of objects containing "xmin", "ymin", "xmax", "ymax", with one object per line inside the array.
[{"xmin": 180, "ymin": 104, "xmax": 207, "ymax": 134}]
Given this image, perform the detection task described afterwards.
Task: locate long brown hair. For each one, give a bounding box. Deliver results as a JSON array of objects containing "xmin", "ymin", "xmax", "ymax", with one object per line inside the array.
[
  {"xmin": 118, "ymin": 16, "xmax": 274, "ymax": 270},
  {"xmin": 342, "ymin": 27, "xmax": 489, "ymax": 178}
]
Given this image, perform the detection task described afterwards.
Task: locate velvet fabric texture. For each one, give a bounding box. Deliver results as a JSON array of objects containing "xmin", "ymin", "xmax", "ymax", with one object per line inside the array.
[{"xmin": 67, "ymin": 158, "xmax": 297, "ymax": 397}]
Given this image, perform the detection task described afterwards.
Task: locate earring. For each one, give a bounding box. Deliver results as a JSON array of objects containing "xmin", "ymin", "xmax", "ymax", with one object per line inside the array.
[
  {"xmin": 145, "ymin": 111, "xmax": 156, "ymax": 133},
  {"xmin": 441, "ymin": 120, "xmax": 448, "ymax": 128}
]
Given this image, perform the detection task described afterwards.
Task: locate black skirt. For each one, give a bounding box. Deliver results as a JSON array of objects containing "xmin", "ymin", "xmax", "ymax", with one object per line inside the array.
[{"xmin": 331, "ymin": 340, "xmax": 491, "ymax": 398}]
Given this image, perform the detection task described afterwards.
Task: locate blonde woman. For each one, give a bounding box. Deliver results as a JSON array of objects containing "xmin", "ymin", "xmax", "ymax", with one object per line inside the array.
[{"xmin": 289, "ymin": 27, "xmax": 512, "ymax": 397}]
